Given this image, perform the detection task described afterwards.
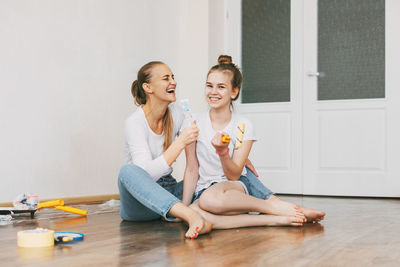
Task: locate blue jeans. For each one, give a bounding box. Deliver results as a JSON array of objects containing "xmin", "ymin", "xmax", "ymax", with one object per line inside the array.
[
  {"xmin": 118, "ymin": 165, "xmax": 273, "ymax": 222},
  {"xmin": 241, "ymin": 167, "xmax": 274, "ymax": 200},
  {"xmin": 118, "ymin": 165, "xmax": 183, "ymax": 222}
]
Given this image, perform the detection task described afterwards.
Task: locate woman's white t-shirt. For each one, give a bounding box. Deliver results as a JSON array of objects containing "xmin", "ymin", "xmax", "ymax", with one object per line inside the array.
[
  {"xmin": 124, "ymin": 103, "xmax": 184, "ymax": 181},
  {"xmin": 185, "ymin": 111, "xmax": 257, "ymax": 193}
]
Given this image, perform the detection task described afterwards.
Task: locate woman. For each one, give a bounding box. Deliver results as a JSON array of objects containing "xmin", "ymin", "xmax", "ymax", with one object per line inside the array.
[
  {"xmin": 182, "ymin": 55, "xmax": 326, "ymax": 229},
  {"xmin": 118, "ymin": 61, "xmax": 211, "ymax": 238}
]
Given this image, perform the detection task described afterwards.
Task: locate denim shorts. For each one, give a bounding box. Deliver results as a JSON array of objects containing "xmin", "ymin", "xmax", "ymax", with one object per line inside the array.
[
  {"xmin": 192, "ymin": 182, "xmax": 218, "ymax": 202},
  {"xmin": 241, "ymin": 170, "xmax": 274, "ymax": 200}
]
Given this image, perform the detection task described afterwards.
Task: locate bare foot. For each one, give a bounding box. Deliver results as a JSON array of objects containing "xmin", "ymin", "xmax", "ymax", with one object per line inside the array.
[
  {"xmin": 300, "ymin": 207, "xmax": 326, "ymax": 223},
  {"xmin": 184, "ymin": 209, "xmax": 213, "ymax": 239},
  {"xmin": 272, "ymin": 215, "xmax": 305, "ymax": 227},
  {"xmin": 264, "ymin": 195, "xmax": 306, "ymax": 221}
]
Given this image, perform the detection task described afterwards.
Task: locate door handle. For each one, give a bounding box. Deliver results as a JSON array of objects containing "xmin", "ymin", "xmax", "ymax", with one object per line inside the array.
[{"xmin": 307, "ymin": 71, "xmax": 325, "ymax": 77}]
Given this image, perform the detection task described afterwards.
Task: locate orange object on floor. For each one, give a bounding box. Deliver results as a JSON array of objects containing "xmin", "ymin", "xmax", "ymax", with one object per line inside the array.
[
  {"xmin": 37, "ymin": 199, "xmax": 64, "ymax": 210},
  {"xmin": 55, "ymin": 206, "xmax": 87, "ymax": 216}
]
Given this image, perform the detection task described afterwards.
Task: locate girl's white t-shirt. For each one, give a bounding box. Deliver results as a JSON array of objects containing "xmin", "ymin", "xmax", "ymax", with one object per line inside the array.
[
  {"xmin": 124, "ymin": 103, "xmax": 184, "ymax": 181},
  {"xmin": 184, "ymin": 111, "xmax": 257, "ymax": 193}
]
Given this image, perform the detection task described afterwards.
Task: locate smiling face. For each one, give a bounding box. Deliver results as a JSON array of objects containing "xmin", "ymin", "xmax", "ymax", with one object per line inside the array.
[
  {"xmin": 205, "ymin": 70, "xmax": 239, "ymax": 109},
  {"xmin": 143, "ymin": 64, "xmax": 177, "ymax": 104}
]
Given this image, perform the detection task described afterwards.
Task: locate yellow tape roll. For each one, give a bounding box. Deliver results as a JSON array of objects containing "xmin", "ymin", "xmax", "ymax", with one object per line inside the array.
[{"xmin": 17, "ymin": 228, "xmax": 54, "ymax": 248}]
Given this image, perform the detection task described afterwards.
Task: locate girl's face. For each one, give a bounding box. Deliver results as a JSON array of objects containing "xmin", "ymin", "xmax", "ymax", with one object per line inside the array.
[
  {"xmin": 145, "ymin": 64, "xmax": 177, "ymax": 103},
  {"xmin": 205, "ymin": 71, "xmax": 238, "ymax": 109}
]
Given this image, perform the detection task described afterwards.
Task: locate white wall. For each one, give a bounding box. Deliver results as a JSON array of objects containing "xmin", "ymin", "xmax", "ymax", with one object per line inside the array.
[
  {"xmin": 0, "ymin": 0, "xmax": 210, "ymax": 202},
  {"xmin": 171, "ymin": 0, "xmax": 210, "ymax": 180},
  {"xmin": 208, "ymin": 0, "xmax": 225, "ymax": 68}
]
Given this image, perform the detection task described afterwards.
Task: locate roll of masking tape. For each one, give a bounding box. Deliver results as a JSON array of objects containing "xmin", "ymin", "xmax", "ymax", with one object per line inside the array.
[{"xmin": 17, "ymin": 228, "xmax": 54, "ymax": 248}]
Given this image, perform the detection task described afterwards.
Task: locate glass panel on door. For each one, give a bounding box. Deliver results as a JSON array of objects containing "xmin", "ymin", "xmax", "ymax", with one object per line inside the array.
[
  {"xmin": 242, "ymin": 0, "xmax": 291, "ymax": 103},
  {"xmin": 318, "ymin": 0, "xmax": 385, "ymax": 100}
]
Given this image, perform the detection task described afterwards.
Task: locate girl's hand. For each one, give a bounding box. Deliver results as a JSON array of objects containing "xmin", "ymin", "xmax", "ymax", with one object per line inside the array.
[
  {"xmin": 211, "ymin": 132, "xmax": 230, "ymax": 154},
  {"xmin": 179, "ymin": 121, "xmax": 199, "ymax": 146},
  {"xmin": 245, "ymin": 158, "xmax": 259, "ymax": 177}
]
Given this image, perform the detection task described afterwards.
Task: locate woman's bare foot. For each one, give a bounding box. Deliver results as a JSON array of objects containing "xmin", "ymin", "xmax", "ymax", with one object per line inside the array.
[
  {"xmin": 184, "ymin": 209, "xmax": 213, "ymax": 239},
  {"xmin": 300, "ymin": 207, "xmax": 326, "ymax": 223},
  {"xmin": 168, "ymin": 202, "xmax": 212, "ymax": 239},
  {"xmin": 264, "ymin": 195, "xmax": 306, "ymax": 220}
]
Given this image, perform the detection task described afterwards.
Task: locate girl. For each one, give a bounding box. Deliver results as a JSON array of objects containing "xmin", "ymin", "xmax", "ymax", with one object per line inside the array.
[{"xmin": 182, "ymin": 56, "xmax": 325, "ymax": 228}]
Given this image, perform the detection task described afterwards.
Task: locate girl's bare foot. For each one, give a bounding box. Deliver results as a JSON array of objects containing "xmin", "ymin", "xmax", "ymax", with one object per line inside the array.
[
  {"xmin": 184, "ymin": 209, "xmax": 213, "ymax": 239},
  {"xmin": 300, "ymin": 207, "xmax": 326, "ymax": 223},
  {"xmin": 272, "ymin": 215, "xmax": 305, "ymax": 227},
  {"xmin": 264, "ymin": 195, "xmax": 306, "ymax": 221}
]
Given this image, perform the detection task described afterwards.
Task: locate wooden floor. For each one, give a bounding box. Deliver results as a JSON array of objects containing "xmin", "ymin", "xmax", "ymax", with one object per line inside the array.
[{"xmin": 1, "ymin": 196, "xmax": 400, "ymax": 267}]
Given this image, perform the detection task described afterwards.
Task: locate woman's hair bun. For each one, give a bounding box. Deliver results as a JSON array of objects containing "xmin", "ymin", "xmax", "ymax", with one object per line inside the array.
[{"xmin": 218, "ymin": 55, "xmax": 233, "ymax": 65}]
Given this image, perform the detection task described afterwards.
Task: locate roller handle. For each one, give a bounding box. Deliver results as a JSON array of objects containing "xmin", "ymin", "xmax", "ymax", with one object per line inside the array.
[
  {"xmin": 37, "ymin": 199, "xmax": 64, "ymax": 210},
  {"xmin": 55, "ymin": 206, "xmax": 87, "ymax": 216}
]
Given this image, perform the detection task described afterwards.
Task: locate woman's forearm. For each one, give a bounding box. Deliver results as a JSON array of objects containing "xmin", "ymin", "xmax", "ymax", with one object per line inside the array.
[
  {"xmin": 163, "ymin": 138, "xmax": 185, "ymax": 166},
  {"xmin": 163, "ymin": 121, "xmax": 199, "ymax": 166}
]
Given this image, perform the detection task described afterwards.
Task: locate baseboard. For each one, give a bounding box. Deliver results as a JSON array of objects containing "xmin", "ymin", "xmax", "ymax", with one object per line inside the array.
[{"xmin": 0, "ymin": 194, "xmax": 120, "ymax": 207}]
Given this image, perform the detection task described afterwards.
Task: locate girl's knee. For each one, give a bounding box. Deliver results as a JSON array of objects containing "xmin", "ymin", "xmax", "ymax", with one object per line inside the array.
[{"xmin": 198, "ymin": 191, "xmax": 225, "ymax": 213}]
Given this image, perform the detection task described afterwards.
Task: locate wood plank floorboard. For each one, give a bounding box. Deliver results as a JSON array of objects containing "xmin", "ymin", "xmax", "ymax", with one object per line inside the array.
[{"xmin": 1, "ymin": 196, "xmax": 399, "ymax": 267}]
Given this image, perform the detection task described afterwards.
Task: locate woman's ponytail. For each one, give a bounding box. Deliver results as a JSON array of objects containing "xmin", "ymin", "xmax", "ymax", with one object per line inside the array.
[
  {"xmin": 131, "ymin": 61, "xmax": 164, "ymax": 106},
  {"xmin": 131, "ymin": 80, "xmax": 146, "ymax": 105}
]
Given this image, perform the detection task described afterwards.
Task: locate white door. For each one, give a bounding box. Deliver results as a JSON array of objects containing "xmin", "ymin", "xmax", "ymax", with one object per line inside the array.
[
  {"xmin": 226, "ymin": 0, "xmax": 303, "ymax": 194},
  {"xmin": 226, "ymin": 0, "xmax": 400, "ymax": 197},
  {"xmin": 302, "ymin": 0, "xmax": 400, "ymax": 197}
]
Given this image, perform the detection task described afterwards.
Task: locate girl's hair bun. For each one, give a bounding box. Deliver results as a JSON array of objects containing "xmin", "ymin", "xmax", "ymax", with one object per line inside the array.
[{"xmin": 218, "ymin": 55, "xmax": 233, "ymax": 65}]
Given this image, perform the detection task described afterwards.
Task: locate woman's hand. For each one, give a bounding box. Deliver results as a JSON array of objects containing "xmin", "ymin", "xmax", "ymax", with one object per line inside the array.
[
  {"xmin": 179, "ymin": 121, "xmax": 199, "ymax": 146},
  {"xmin": 163, "ymin": 121, "xmax": 198, "ymax": 166},
  {"xmin": 211, "ymin": 132, "xmax": 230, "ymax": 154}
]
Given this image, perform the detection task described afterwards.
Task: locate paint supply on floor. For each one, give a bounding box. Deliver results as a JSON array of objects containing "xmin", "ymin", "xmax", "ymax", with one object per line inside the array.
[
  {"xmin": 0, "ymin": 214, "xmax": 13, "ymax": 225},
  {"xmin": 0, "ymin": 214, "xmax": 12, "ymax": 221},
  {"xmin": 54, "ymin": 232, "xmax": 84, "ymax": 243},
  {"xmin": 0, "ymin": 193, "xmax": 39, "ymax": 219},
  {"xmin": 99, "ymin": 199, "xmax": 120, "ymax": 208},
  {"xmin": 13, "ymin": 193, "xmax": 39, "ymax": 210},
  {"xmin": 54, "ymin": 206, "xmax": 87, "ymax": 216},
  {"xmin": 17, "ymin": 228, "xmax": 54, "ymax": 248},
  {"xmin": 0, "ymin": 207, "xmax": 37, "ymax": 219},
  {"xmin": 37, "ymin": 199, "xmax": 64, "ymax": 210}
]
